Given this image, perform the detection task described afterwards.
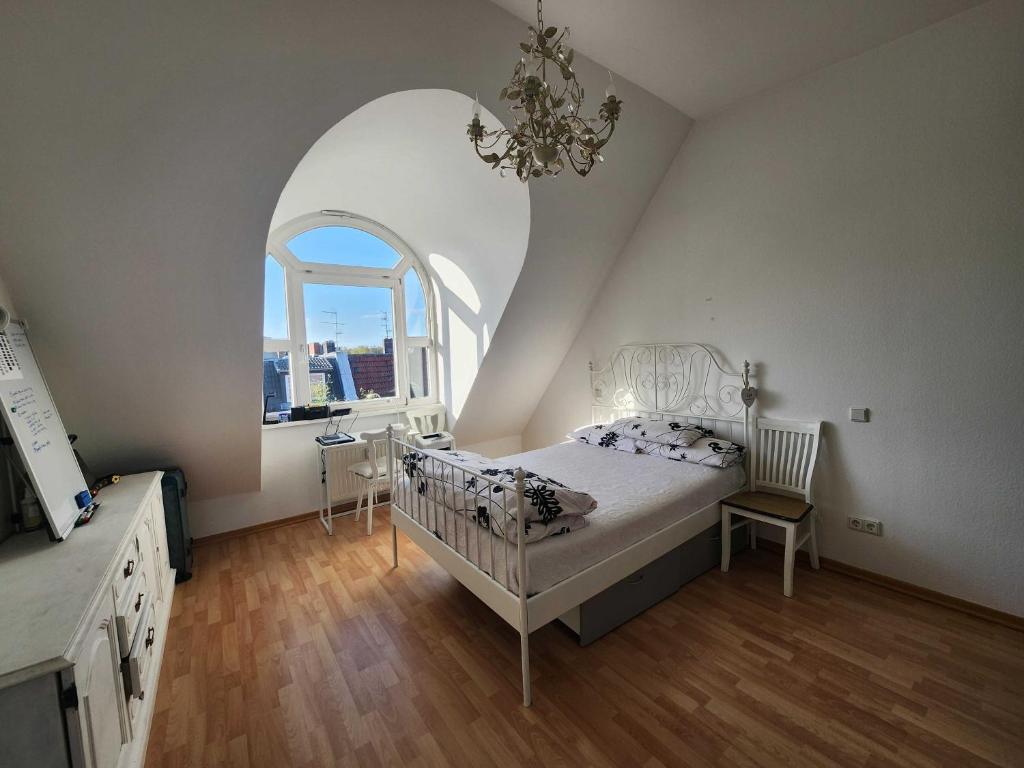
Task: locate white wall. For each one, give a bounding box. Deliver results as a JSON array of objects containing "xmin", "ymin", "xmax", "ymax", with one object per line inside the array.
[
  {"xmin": 0, "ymin": 0, "xmax": 688, "ymax": 505},
  {"xmin": 526, "ymin": 0, "xmax": 1024, "ymax": 616},
  {"xmin": 190, "ymin": 411, "xmax": 520, "ymax": 538},
  {"xmin": 0, "ymin": 278, "xmax": 16, "ymax": 321}
]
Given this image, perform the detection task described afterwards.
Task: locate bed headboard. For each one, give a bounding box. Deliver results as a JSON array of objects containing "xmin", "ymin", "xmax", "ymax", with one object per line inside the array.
[{"xmin": 589, "ymin": 343, "xmax": 757, "ymax": 448}]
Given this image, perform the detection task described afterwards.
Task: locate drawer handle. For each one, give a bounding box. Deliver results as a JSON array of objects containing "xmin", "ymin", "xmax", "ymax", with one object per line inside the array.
[
  {"xmin": 145, "ymin": 627, "xmax": 155, "ymax": 649},
  {"xmin": 124, "ymin": 559, "xmax": 135, "ymax": 578},
  {"xmin": 625, "ymin": 572, "xmax": 645, "ymax": 585},
  {"xmin": 134, "ymin": 592, "xmax": 143, "ymax": 612}
]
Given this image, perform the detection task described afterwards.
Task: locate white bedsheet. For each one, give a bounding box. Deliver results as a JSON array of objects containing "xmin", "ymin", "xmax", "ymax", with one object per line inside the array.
[{"xmin": 396, "ymin": 440, "xmax": 745, "ymax": 594}]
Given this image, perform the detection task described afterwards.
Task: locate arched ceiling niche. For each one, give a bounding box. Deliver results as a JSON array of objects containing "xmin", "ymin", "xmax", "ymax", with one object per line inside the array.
[{"xmin": 270, "ymin": 89, "xmax": 531, "ymax": 419}]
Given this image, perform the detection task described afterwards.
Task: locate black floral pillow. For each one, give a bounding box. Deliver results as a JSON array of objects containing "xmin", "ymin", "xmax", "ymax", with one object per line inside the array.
[
  {"xmin": 568, "ymin": 421, "xmax": 654, "ymax": 458},
  {"xmin": 635, "ymin": 436, "xmax": 746, "ymax": 468},
  {"xmin": 568, "ymin": 421, "xmax": 624, "ymax": 446},
  {"xmin": 618, "ymin": 417, "xmax": 713, "ymax": 447}
]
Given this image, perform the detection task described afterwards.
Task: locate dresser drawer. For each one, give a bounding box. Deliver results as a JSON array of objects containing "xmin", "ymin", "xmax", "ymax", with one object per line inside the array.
[
  {"xmin": 138, "ymin": 502, "xmax": 165, "ymax": 604},
  {"xmin": 111, "ymin": 531, "xmax": 144, "ymax": 608},
  {"xmin": 123, "ymin": 601, "xmax": 157, "ymax": 704},
  {"xmin": 115, "ymin": 567, "xmax": 150, "ymax": 657}
]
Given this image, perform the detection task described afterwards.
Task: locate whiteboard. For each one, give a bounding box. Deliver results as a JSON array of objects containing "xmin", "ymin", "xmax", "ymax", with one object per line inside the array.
[{"xmin": 0, "ymin": 322, "xmax": 89, "ymax": 540}]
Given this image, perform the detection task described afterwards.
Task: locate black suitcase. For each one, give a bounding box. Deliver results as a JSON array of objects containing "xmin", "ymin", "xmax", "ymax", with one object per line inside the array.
[{"xmin": 160, "ymin": 469, "xmax": 193, "ymax": 583}]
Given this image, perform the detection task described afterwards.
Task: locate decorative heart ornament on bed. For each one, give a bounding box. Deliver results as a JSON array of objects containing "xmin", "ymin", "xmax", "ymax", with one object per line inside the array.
[
  {"xmin": 740, "ymin": 360, "xmax": 758, "ymax": 408},
  {"xmin": 741, "ymin": 386, "xmax": 758, "ymax": 408}
]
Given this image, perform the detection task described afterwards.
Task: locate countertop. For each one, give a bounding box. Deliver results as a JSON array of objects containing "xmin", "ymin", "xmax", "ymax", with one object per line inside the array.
[{"xmin": 0, "ymin": 472, "xmax": 161, "ymax": 689}]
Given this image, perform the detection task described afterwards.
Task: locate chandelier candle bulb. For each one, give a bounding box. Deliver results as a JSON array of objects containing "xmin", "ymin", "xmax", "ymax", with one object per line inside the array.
[
  {"xmin": 473, "ymin": 93, "xmax": 480, "ymax": 120},
  {"xmin": 606, "ymin": 71, "xmax": 616, "ymax": 99}
]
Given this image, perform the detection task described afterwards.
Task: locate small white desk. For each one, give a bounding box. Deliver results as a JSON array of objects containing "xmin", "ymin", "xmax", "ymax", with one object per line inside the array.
[
  {"xmin": 317, "ymin": 437, "xmax": 362, "ymax": 535},
  {"xmin": 316, "ymin": 430, "xmax": 456, "ymax": 535}
]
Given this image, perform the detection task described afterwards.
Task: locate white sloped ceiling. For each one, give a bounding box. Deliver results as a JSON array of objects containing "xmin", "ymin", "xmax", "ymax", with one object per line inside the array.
[{"xmin": 489, "ymin": 0, "xmax": 986, "ymax": 117}]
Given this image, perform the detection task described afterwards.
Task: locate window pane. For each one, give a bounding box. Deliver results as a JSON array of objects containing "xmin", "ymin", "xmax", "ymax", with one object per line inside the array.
[
  {"xmin": 264, "ymin": 255, "xmax": 288, "ymax": 339},
  {"xmin": 404, "ymin": 268, "xmax": 428, "ymax": 337},
  {"xmin": 303, "ymin": 283, "xmax": 396, "ymax": 403},
  {"xmin": 262, "ymin": 351, "xmax": 292, "ymax": 416},
  {"xmin": 286, "ymin": 226, "xmax": 401, "ymax": 269},
  {"xmin": 408, "ymin": 346, "xmax": 429, "ymax": 399}
]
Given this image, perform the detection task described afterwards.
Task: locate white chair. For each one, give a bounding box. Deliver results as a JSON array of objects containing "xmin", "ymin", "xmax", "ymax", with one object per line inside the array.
[
  {"xmin": 348, "ymin": 425, "xmax": 407, "ymax": 536},
  {"xmin": 721, "ymin": 418, "xmax": 822, "ymax": 597},
  {"xmin": 405, "ymin": 405, "xmax": 455, "ymax": 450}
]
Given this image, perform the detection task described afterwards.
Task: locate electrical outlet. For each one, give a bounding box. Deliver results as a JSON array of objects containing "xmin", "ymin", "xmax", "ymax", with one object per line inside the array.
[
  {"xmin": 850, "ymin": 407, "xmax": 870, "ymax": 422},
  {"xmin": 848, "ymin": 516, "xmax": 882, "ymax": 536}
]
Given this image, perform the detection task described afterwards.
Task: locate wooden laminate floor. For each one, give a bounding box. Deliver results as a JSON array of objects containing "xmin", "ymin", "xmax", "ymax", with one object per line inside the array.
[{"xmin": 145, "ymin": 508, "xmax": 1024, "ymax": 768}]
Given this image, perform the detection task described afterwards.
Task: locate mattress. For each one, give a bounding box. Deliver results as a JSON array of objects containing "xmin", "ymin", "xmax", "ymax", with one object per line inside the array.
[{"xmin": 395, "ymin": 440, "xmax": 745, "ymax": 594}]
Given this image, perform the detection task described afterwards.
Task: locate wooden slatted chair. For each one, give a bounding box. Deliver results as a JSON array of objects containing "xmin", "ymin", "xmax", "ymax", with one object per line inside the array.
[{"xmin": 721, "ymin": 418, "xmax": 822, "ymax": 597}]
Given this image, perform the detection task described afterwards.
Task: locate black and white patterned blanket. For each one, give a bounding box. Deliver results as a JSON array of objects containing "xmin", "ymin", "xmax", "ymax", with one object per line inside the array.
[{"xmin": 400, "ymin": 449, "xmax": 597, "ymax": 544}]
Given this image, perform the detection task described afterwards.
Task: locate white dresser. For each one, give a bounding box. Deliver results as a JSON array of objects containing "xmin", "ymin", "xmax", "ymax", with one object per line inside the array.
[{"xmin": 0, "ymin": 473, "xmax": 174, "ymax": 768}]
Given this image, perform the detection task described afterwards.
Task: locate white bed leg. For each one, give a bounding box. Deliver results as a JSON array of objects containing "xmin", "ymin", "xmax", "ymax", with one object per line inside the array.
[
  {"xmin": 392, "ymin": 523, "xmax": 398, "ymax": 568},
  {"xmin": 721, "ymin": 505, "xmax": 732, "ymax": 572},
  {"xmin": 783, "ymin": 522, "xmax": 796, "ymax": 598},
  {"xmin": 520, "ymin": 629, "xmax": 531, "ymax": 707},
  {"xmin": 808, "ymin": 511, "xmax": 820, "ymax": 570}
]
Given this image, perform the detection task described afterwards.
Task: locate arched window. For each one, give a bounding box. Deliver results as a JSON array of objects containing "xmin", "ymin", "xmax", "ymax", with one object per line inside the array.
[{"xmin": 262, "ymin": 212, "xmax": 435, "ymax": 420}]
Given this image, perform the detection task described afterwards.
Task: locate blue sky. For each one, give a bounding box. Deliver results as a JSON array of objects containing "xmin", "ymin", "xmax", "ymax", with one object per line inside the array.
[
  {"xmin": 303, "ymin": 282, "xmax": 393, "ymax": 348},
  {"xmin": 264, "ymin": 226, "xmax": 427, "ymax": 347}
]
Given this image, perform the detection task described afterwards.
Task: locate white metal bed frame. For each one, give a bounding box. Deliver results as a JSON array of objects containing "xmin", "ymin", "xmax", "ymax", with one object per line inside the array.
[{"xmin": 387, "ymin": 343, "xmax": 757, "ymax": 706}]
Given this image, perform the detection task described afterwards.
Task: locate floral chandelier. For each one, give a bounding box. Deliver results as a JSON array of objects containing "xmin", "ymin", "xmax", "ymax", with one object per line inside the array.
[{"xmin": 467, "ymin": 0, "xmax": 623, "ymax": 182}]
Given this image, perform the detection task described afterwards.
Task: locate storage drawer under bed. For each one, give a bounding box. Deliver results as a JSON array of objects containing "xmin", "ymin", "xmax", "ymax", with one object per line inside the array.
[{"xmin": 564, "ymin": 519, "xmax": 749, "ymax": 646}]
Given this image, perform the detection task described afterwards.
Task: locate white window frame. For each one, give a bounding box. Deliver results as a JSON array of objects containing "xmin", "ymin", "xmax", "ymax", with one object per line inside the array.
[{"xmin": 263, "ymin": 211, "xmax": 438, "ymax": 416}]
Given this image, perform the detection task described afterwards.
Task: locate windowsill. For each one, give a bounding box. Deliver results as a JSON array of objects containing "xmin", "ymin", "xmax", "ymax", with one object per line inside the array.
[
  {"xmin": 261, "ymin": 399, "xmax": 437, "ymax": 431},
  {"xmin": 262, "ymin": 417, "xmax": 336, "ymax": 431}
]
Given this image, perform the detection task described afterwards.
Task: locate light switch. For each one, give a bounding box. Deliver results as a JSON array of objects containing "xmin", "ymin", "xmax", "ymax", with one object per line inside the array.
[{"xmin": 850, "ymin": 407, "xmax": 869, "ymax": 423}]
